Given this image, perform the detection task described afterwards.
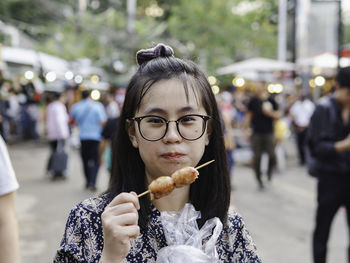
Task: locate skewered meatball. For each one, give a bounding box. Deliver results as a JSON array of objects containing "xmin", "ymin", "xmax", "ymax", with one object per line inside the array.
[
  {"xmin": 171, "ymin": 166, "xmax": 199, "ymax": 187},
  {"xmin": 148, "ymin": 176, "xmax": 175, "ymax": 200}
]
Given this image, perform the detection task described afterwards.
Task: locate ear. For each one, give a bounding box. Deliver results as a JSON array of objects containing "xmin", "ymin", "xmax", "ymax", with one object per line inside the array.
[
  {"xmin": 205, "ymin": 123, "xmax": 212, "ymax": 146},
  {"xmin": 205, "ymin": 135, "xmax": 210, "ymax": 146},
  {"xmin": 126, "ymin": 120, "xmax": 139, "ymax": 148}
]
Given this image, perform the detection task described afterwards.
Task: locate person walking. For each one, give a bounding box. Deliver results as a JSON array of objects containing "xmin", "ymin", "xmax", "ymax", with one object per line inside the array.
[
  {"xmin": 70, "ymin": 89, "xmax": 107, "ymax": 191},
  {"xmin": 0, "ymin": 135, "xmax": 20, "ymax": 263},
  {"xmin": 99, "ymin": 116, "xmax": 119, "ymax": 174},
  {"xmin": 244, "ymin": 82, "xmax": 281, "ymax": 189},
  {"xmin": 46, "ymin": 92, "xmax": 70, "ymax": 180},
  {"xmin": 307, "ymin": 66, "xmax": 350, "ymax": 263},
  {"xmin": 104, "ymin": 92, "xmax": 120, "ymax": 119},
  {"xmin": 289, "ymin": 91, "xmax": 315, "ymax": 165}
]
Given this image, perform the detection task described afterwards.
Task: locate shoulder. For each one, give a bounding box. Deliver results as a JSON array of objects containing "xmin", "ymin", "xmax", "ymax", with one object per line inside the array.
[
  {"xmin": 78, "ymin": 194, "xmax": 109, "ymax": 214},
  {"xmin": 56, "ymin": 195, "xmax": 109, "ymax": 262},
  {"xmin": 317, "ymin": 96, "xmax": 331, "ymax": 107},
  {"xmin": 217, "ymin": 208, "xmax": 261, "ymax": 262},
  {"xmin": 312, "ymin": 97, "xmax": 332, "ymax": 116},
  {"xmin": 57, "ymin": 102, "xmax": 66, "ymax": 109},
  {"xmin": 62, "ymin": 195, "xmax": 110, "ymax": 243},
  {"xmin": 225, "ymin": 208, "xmax": 246, "ymax": 233},
  {"xmin": 69, "ymin": 194, "xmax": 109, "ymax": 220},
  {"xmin": 70, "ymin": 102, "xmax": 80, "ymax": 112},
  {"xmin": 92, "ymin": 101, "xmax": 106, "ymax": 112},
  {"xmin": 92, "ymin": 100, "xmax": 103, "ymax": 107},
  {"xmin": 290, "ymin": 100, "xmax": 299, "ymax": 109},
  {"xmin": 304, "ymin": 100, "xmax": 315, "ymax": 109},
  {"xmin": 51, "ymin": 101, "xmax": 63, "ymax": 111},
  {"xmin": 46, "ymin": 102, "xmax": 53, "ymax": 110}
]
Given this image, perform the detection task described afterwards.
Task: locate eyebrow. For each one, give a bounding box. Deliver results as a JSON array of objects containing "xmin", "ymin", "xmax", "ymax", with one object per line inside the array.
[{"xmin": 143, "ymin": 106, "xmax": 198, "ymax": 115}]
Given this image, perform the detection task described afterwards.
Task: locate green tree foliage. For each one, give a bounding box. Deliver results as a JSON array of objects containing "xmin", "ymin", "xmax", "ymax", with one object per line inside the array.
[
  {"xmin": 0, "ymin": 0, "xmax": 71, "ymax": 38},
  {"xmin": 37, "ymin": 9, "xmax": 127, "ymax": 60},
  {"xmin": 0, "ymin": 0, "xmax": 279, "ymax": 76},
  {"xmin": 167, "ymin": 0, "xmax": 278, "ymax": 73}
]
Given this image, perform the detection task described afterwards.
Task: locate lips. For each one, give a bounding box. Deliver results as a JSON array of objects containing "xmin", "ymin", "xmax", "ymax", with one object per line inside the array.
[{"xmin": 161, "ymin": 152, "xmax": 185, "ymax": 160}]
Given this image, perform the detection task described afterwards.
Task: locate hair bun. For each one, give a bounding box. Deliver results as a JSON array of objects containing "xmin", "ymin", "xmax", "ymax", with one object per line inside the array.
[{"xmin": 136, "ymin": 43, "xmax": 174, "ymax": 66}]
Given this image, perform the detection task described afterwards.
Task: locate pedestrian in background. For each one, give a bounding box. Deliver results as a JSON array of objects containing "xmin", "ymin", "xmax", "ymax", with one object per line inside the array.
[
  {"xmin": 244, "ymin": 82, "xmax": 281, "ymax": 189},
  {"xmin": 54, "ymin": 43, "xmax": 261, "ymax": 262},
  {"xmin": 46, "ymin": 92, "xmax": 70, "ymax": 180},
  {"xmin": 289, "ymin": 91, "xmax": 315, "ymax": 165},
  {"xmin": 0, "ymin": 135, "xmax": 20, "ymax": 263},
  {"xmin": 99, "ymin": 115, "xmax": 119, "ymax": 174},
  {"xmin": 104, "ymin": 92, "xmax": 120, "ymax": 119},
  {"xmin": 6, "ymin": 87, "xmax": 21, "ymax": 139},
  {"xmin": 216, "ymin": 91, "xmax": 236, "ymax": 184},
  {"xmin": 306, "ymin": 66, "xmax": 350, "ymax": 263},
  {"xmin": 99, "ymin": 92, "xmax": 121, "ymax": 173},
  {"xmin": 70, "ymin": 89, "xmax": 107, "ymax": 191},
  {"xmin": 0, "ymin": 81, "xmax": 10, "ymax": 141}
]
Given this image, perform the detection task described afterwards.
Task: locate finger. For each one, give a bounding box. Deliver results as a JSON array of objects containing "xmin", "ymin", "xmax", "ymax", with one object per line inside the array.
[
  {"xmin": 107, "ymin": 192, "xmax": 139, "ymax": 210},
  {"xmin": 104, "ymin": 202, "xmax": 138, "ymax": 216},
  {"xmin": 130, "ymin": 192, "xmax": 140, "ymax": 210},
  {"xmin": 108, "ymin": 212, "xmax": 138, "ymax": 226},
  {"xmin": 121, "ymin": 225, "xmax": 140, "ymax": 239}
]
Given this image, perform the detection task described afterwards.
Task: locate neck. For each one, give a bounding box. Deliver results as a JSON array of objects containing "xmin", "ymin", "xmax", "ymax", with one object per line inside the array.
[{"xmin": 152, "ymin": 185, "xmax": 190, "ymax": 212}]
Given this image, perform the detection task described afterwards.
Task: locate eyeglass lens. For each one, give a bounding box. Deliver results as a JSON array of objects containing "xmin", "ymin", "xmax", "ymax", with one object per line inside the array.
[{"xmin": 138, "ymin": 115, "xmax": 206, "ymax": 141}]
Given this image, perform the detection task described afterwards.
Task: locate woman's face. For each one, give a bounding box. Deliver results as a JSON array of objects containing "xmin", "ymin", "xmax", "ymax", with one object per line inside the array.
[{"xmin": 128, "ymin": 78, "xmax": 210, "ymax": 183}]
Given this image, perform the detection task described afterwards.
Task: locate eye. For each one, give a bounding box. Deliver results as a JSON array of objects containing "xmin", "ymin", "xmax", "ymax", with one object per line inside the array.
[
  {"xmin": 179, "ymin": 115, "xmax": 197, "ymax": 124},
  {"xmin": 145, "ymin": 116, "xmax": 165, "ymax": 124}
]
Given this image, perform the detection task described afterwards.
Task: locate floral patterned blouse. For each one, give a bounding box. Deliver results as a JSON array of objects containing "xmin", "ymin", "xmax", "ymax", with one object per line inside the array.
[{"xmin": 54, "ymin": 195, "xmax": 261, "ymax": 262}]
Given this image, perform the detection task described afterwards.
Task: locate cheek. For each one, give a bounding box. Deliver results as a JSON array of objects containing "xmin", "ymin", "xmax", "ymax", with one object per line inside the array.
[
  {"xmin": 137, "ymin": 141, "xmax": 156, "ymax": 161},
  {"xmin": 189, "ymin": 139, "xmax": 207, "ymax": 162}
]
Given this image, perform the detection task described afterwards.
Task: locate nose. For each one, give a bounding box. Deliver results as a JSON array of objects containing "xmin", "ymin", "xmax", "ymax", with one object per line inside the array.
[{"xmin": 162, "ymin": 121, "xmax": 181, "ymax": 143}]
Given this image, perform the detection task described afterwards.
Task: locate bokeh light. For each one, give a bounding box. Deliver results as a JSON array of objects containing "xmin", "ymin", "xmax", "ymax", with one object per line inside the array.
[
  {"xmin": 314, "ymin": 76, "xmax": 326, "ymax": 86},
  {"xmin": 267, "ymin": 83, "xmax": 283, "ymax": 94},
  {"xmin": 91, "ymin": 89, "xmax": 101, "ymax": 101},
  {"xmin": 90, "ymin": 75, "xmax": 100, "ymax": 84},
  {"xmin": 208, "ymin": 76, "xmax": 217, "ymax": 85},
  {"xmin": 65, "ymin": 71, "xmax": 74, "ymax": 80},
  {"xmin": 211, "ymin": 85, "xmax": 220, "ymax": 95},
  {"xmin": 74, "ymin": 75, "xmax": 83, "ymax": 84},
  {"xmin": 24, "ymin": 71, "xmax": 34, "ymax": 80},
  {"xmin": 232, "ymin": 77, "xmax": 245, "ymax": 87},
  {"xmin": 45, "ymin": 71, "xmax": 57, "ymax": 82}
]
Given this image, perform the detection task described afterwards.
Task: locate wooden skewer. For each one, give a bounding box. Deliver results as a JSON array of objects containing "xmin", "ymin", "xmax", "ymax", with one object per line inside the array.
[
  {"xmin": 137, "ymin": 160, "xmax": 215, "ymax": 198},
  {"xmin": 137, "ymin": 189, "xmax": 150, "ymax": 198},
  {"xmin": 194, "ymin": 159, "xmax": 215, "ymax": 170}
]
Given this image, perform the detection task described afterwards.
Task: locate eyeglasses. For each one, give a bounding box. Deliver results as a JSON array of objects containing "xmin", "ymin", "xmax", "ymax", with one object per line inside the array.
[{"xmin": 130, "ymin": 114, "xmax": 211, "ymax": 141}]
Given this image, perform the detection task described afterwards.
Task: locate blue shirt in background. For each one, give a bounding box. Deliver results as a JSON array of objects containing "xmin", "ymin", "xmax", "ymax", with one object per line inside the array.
[{"xmin": 71, "ymin": 99, "xmax": 107, "ymax": 141}]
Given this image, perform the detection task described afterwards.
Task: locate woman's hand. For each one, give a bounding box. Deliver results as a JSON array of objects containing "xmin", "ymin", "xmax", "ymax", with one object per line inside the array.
[{"xmin": 100, "ymin": 192, "xmax": 140, "ymax": 263}]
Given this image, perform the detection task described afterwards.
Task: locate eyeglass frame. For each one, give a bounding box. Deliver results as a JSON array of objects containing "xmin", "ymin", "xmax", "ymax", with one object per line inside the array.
[{"xmin": 129, "ymin": 114, "xmax": 211, "ymax": 141}]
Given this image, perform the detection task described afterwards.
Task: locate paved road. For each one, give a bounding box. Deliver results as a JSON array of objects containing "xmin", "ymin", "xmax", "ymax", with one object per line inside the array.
[{"xmin": 7, "ymin": 139, "xmax": 348, "ymax": 263}]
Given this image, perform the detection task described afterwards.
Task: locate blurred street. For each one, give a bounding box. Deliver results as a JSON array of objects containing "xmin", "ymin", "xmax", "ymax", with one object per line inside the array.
[
  {"xmin": 7, "ymin": 138, "xmax": 347, "ymax": 263},
  {"xmin": 1, "ymin": 1, "xmax": 350, "ymax": 262}
]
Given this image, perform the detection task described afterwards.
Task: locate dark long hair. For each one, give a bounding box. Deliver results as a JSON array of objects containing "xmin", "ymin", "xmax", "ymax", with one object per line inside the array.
[{"xmin": 107, "ymin": 46, "xmax": 230, "ymax": 229}]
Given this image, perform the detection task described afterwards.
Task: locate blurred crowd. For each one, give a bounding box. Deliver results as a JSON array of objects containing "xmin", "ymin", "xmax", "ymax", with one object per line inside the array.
[
  {"xmin": 216, "ymin": 82, "xmax": 317, "ymax": 188},
  {"xmin": 0, "ymin": 76, "xmax": 319, "ymax": 189},
  {"xmin": 2, "ymin": 68, "xmax": 350, "ymax": 263}
]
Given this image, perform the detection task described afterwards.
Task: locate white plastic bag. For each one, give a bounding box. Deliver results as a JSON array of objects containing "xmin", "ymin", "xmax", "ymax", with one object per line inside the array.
[{"xmin": 156, "ymin": 203, "xmax": 223, "ymax": 263}]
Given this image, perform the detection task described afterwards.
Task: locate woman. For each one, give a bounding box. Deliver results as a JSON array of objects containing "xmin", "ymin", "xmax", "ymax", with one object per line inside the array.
[{"xmin": 54, "ymin": 43, "xmax": 261, "ymax": 262}]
